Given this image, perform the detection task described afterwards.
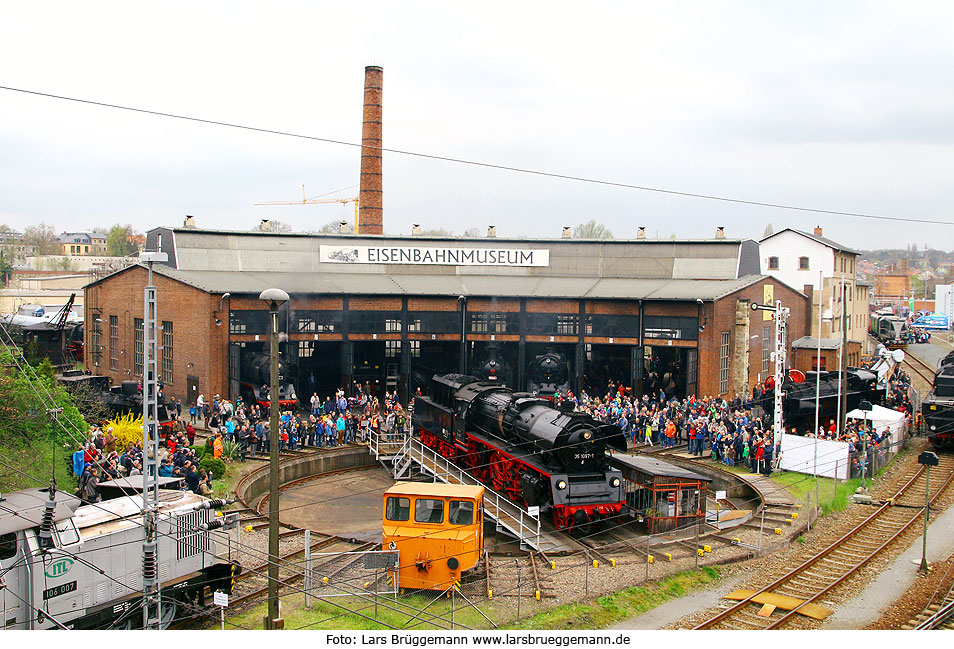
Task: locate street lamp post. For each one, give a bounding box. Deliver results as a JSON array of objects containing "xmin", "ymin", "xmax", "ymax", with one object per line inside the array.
[{"xmin": 260, "ymin": 288, "xmax": 289, "ymax": 630}]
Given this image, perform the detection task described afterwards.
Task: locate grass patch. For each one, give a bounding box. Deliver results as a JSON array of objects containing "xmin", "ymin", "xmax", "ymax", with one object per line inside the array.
[
  {"xmin": 769, "ymin": 471, "xmax": 861, "ymax": 514},
  {"xmin": 508, "ymin": 566, "xmax": 722, "ymax": 631},
  {"xmin": 227, "ymin": 589, "xmax": 503, "ymax": 631}
]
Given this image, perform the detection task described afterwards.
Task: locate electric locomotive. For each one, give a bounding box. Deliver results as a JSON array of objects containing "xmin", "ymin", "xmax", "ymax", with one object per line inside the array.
[
  {"xmin": 921, "ymin": 350, "xmax": 954, "ymax": 449},
  {"xmin": 0, "ymin": 487, "xmax": 238, "ymax": 629},
  {"xmin": 414, "ymin": 374, "xmax": 626, "ymax": 530}
]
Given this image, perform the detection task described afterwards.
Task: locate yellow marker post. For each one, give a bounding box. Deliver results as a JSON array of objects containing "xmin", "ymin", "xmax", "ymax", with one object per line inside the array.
[
  {"xmin": 245, "ymin": 524, "xmax": 254, "ymax": 533},
  {"xmin": 549, "ymin": 560, "xmax": 556, "ymax": 570},
  {"xmin": 609, "ymin": 558, "xmax": 616, "ymax": 567},
  {"xmin": 697, "ymin": 548, "xmax": 705, "ymax": 557},
  {"xmin": 791, "ymin": 512, "xmax": 798, "ymax": 519},
  {"xmin": 647, "ymin": 555, "xmax": 654, "ymax": 564},
  {"xmin": 592, "ymin": 559, "xmax": 599, "ymax": 568},
  {"xmin": 488, "ymin": 590, "xmax": 493, "ymax": 599},
  {"xmin": 774, "ymin": 528, "xmax": 782, "ymax": 535},
  {"xmin": 703, "ymin": 545, "xmax": 711, "ymax": 553},
  {"xmin": 535, "ymin": 590, "xmax": 541, "ymax": 600}
]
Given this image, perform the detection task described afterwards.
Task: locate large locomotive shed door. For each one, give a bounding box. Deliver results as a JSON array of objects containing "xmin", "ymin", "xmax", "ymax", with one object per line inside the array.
[{"xmin": 0, "ymin": 532, "xmax": 27, "ymax": 629}]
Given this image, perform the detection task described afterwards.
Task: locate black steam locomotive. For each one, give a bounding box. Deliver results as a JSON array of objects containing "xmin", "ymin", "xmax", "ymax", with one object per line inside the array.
[
  {"xmin": 239, "ymin": 352, "xmax": 299, "ymax": 409},
  {"xmin": 763, "ymin": 368, "xmax": 883, "ymax": 429},
  {"xmin": 57, "ymin": 372, "xmax": 177, "ymax": 430},
  {"xmin": 414, "ymin": 374, "xmax": 626, "ymax": 530},
  {"xmin": 922, "ymin": 351, "xmax": 954, "ymax": 449},
  {"xmin": 527, "ymin": 350, "xmax": 570, "ymax": 397}
]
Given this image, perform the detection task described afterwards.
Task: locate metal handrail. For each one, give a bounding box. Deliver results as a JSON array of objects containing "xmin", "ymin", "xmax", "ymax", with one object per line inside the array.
[{"xmin": 406, "ymin": 437, "xmax": 541, "ymax": 548}]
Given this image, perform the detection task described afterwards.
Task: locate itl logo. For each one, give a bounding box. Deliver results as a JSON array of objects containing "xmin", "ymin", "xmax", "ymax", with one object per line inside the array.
[{"xmin": 44, "ymin": 557, "xmax": 74, "ymax": 578}]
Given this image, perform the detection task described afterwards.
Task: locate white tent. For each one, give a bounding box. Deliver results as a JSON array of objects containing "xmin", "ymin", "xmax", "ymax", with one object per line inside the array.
[{"xmin": 845, "ymin": 404, "xmax": 907, "ymax": 446}]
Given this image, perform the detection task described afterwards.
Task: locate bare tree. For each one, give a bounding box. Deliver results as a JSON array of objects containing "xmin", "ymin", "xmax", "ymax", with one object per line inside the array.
[
  {"xmin": 23, "ymin": 222, "xmax": 59, "ymax": 255},
  {"xmin": 572, "ymin": 220, "xmax": 613, "ymax": 240},
  {"xmin": 255, "ymin": 219, "xmax": 293, "ymax": 233}
]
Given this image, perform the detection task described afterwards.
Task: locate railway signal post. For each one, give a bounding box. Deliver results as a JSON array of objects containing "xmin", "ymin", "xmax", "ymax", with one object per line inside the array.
[
  {"xmin": 751, "ymin": 300, "xmax": 790, "ymax": 447},
  {"xmin": 918, "ymin": 451, "xmax": 939, "ymax": 572}
]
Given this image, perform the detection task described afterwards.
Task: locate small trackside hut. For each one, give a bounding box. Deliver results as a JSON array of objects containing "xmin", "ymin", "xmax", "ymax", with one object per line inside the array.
[
  {"xmin": 609, "ymin": 454, "xmax": 711, "ymax": 534},
  {"xmin": 382, "ymin": 482, "xmax": 484, "ymax": 591}
]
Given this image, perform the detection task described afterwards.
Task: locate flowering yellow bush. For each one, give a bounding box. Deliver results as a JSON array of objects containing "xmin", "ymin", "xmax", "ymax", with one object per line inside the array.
[{"xmin": 103, "ymin": 411, "xmax": 143, "ymax": 451}]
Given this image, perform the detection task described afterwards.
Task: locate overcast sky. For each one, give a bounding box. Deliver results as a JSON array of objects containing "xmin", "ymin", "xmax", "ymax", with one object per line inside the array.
[{"xmin": 2, "ymin": 2, "xmax": 953, "ymax": 251}]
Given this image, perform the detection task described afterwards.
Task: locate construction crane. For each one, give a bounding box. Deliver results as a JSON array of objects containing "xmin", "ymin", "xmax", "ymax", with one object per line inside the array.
[{"xmin": 255, "ymin": 185, "xmax": 359, "ymax": 232}]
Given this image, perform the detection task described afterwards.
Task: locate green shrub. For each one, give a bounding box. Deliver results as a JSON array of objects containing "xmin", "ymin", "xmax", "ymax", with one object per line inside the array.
[
  {"xmin": 221, "ymin": 439, "xmax": 241, "ymax": 461},
  {"xmin": 199, "ymin": 455, "xmax": 226, "ymax": 479}
]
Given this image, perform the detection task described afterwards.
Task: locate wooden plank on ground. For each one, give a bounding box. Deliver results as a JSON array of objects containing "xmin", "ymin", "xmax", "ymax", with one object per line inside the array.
[{"xmin": 724, "ymin": 590, "xmax": 833, "ymax": 620}]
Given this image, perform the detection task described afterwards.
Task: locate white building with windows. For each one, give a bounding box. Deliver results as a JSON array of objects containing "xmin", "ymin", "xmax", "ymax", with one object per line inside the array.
[{"xmin": 760, "ymin": 226, "xmax": 870, "ymax": 367}]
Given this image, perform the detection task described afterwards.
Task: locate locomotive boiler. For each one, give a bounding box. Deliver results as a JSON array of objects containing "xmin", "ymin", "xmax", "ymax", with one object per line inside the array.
[
  {"xmin": 414, "ymin": 374, "xmax": 626, "ymax": 530},
  {"xmin": 763, "ymin": 368, "xmax": 883, "ymax": 430}
]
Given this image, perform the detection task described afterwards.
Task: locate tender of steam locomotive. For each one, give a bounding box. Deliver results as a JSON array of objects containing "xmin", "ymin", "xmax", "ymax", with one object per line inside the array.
[
  {"xmin": 0, "ymin": 488, "xmax": 238, "ymax": 630},
  {"xmin": 922, "ymin": 351, "xmax": 954, "ymax": 449},
  {"xmin": 239, "ymin": 352, "xmax": 299, "ymax": 409},
  {"xmin": 414, "ymin": 374, "xmax": 626, "ymax": 530}
]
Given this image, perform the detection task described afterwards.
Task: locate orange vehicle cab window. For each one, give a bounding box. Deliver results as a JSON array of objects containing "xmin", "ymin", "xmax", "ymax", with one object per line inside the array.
[
  {"xmin": 414, "ymin": 498, "xmax": 444, "ymax": 524},
  {"xmin": 386, "ymin": 497, "xmax": 410, "ymax": 521},
  {"xmin": 448, "ymin": 500, "xmax": 474, "ymax": 525}
]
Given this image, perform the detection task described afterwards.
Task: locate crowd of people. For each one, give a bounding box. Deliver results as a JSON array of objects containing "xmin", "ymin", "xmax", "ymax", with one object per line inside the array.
[
  {"xmin": 72, "ymin": 356, "xmax": 920, "ymax": 504},
  {"xmin": 560, "ymin": 382, "xmax": 781, "ymax": 475},
  {"xmin": 72, "ymin": 424, "xmax": 212, "ymax": 504}
]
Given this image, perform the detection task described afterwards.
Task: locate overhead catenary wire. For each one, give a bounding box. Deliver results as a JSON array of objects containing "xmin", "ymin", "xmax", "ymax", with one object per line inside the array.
[{"xmin": 0, "ymin": 84, "xmax": 951, "ymax": 227}]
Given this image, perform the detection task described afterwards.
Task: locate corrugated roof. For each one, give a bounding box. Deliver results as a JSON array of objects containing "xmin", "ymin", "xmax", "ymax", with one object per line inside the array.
[
  {"xmin": 151, "ymin": 227, "xmax": 759, "ymax": 281},
  {"xmin": 141, "ymin": 265, "xmax": 773, "ymax": 300},
  {"xmin": 791, "ymin": 336, "xmax": 843, "ymax": 350},
  {"xmin": 609, "ymin": 453, "xmax": 712, "ymax": 482}
]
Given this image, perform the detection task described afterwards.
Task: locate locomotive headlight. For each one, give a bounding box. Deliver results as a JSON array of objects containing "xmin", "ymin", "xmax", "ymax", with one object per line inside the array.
[
  {"xmin": 931, "ymin": 425, "xmax": 937, "ymax": 431},
  {"xmin": 583, "ymin": 431, "xmax": 592, "ymax": 440},
  {"xmin": 556, "ymin": 480, "xmax": 567, "ymax": 490},
  {"xmin": 610, "ymin": 477, "xmax": 621, "ymax": 488}
]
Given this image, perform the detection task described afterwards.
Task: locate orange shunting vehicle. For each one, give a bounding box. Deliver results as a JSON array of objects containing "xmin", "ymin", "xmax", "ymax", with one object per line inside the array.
[{"xmin": 382, "ymin": 482, "xmax": 484, "ymax": 591}]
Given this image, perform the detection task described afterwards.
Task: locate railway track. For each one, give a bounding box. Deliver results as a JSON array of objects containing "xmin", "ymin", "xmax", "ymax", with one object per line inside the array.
[
  {"xmin": 903, "ymin": 351, "xmax": 937, "ymax": 388},
  {"xmin": 693, "ymin": 454, "xmax": 954, "ymax": 629},
  {"xmin": 230, "ymin": 535, "xmax": 378, "ymax": 608}
]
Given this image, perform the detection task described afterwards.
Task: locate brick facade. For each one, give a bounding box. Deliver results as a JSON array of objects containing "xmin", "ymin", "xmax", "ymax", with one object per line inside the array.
[
  {"xmin": 85, "ymin": 266, "xmax": 229, "ymax": 405},
  {"xmin": 85, "ymin": 268, "xmax": 807, "ymax": 405}
]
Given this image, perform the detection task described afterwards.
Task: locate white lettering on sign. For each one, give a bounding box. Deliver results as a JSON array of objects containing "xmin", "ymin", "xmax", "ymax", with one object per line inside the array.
[{"xmin": 320, "ymin": 245, "xmax": 549, "ymax": 267}]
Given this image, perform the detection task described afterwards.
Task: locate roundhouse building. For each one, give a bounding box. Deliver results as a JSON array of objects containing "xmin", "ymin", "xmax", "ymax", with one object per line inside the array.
[{"xmin": 83, "ymin": 224, "xmax": 808, "ymax": 408}]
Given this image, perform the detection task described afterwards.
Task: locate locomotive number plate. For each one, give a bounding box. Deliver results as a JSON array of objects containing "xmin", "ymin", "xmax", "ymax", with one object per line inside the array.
[
  {"xmin": 43, "ymin": 580, "xmax": 77, "ymax": 600},
  {"xmin": 574, "ymin": 453, "xmax": 595, "ymax": 460}
]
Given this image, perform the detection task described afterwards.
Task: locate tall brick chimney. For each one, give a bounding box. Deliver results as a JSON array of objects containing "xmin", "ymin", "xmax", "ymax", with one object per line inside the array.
[{"xmin": 358, "ymin": 66, "xmax": 384, "ymax": 235}]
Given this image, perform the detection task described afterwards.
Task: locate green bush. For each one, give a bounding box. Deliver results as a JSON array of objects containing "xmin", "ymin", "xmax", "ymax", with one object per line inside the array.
[
  {"xmin": 221, "ymin": 439, "xmax": 241, "ymax": 461},
  {"xmin": 199, "ymin": 455, "xmax": 226, "ymax": 480}
]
